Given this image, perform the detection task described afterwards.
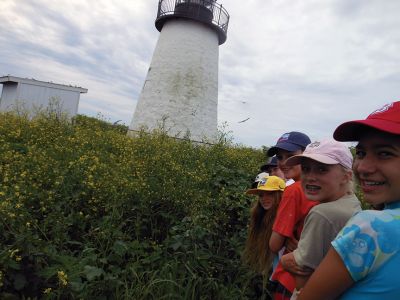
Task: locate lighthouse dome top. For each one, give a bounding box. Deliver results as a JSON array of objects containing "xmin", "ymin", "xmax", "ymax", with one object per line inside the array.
[{"xmin": 155, "ymin": 0, "xmax": 229, "ymax": 45}]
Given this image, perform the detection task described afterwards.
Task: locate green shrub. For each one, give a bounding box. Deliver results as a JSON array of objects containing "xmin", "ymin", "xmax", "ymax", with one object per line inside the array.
[{"xmin": 0, "ymin": 112, "xmax": 265, "ymax": 299}]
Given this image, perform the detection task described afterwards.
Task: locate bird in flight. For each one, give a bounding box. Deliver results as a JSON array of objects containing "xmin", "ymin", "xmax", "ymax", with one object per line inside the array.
[{"xmin": 238, "ymin": 117, "xmax": 250, "ymax": 123}]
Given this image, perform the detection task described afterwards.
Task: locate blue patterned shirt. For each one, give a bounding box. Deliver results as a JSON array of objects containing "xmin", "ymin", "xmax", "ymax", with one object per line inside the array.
[{"xmin": 332, "ymin": 201, "xmax": 400, "ymax": 299}]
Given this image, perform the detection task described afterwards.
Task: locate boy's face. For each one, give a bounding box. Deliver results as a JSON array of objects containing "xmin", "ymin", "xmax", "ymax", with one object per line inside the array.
[
  {"xmin": 276, "ymin": 148, "xmax": 303, "ymax": 181},
  {"xmin": 270, "ymin": 166, "xmax": 285, "ymax": 179},
  {"xmin": 354, "ymin": 130, "xmax": 400, "ymax": 206},
  {"xmin": 300, "ymin": 159, "xmax": 350, "ymax": 203}
]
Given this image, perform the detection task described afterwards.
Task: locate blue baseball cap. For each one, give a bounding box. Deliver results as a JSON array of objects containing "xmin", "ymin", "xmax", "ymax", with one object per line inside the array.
[
  {"xmin": 260, "ymin": 156, "xmax": 278, "ymax": 172},
  {"xmin": 267, "ymin": 131, "xmax": 311, "ymax": 157},
  {"xmin": 265, "ymin": 156, "xmax": 278, "ymax": 167}
]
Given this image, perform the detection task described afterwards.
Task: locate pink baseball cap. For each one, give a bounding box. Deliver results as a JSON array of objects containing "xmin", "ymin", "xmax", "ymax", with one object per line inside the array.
[
  {"xmin": 285, "ymin": 139, "xmax": 353, "ymax": 169},
  {"xmin": 334, "ymin": 101, "xmax": 400, "ymax": 141}
]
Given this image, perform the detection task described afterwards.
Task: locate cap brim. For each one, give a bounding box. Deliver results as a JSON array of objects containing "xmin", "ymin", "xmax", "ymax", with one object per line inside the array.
[
  {"xmin": 246, "ymin": 189, "xmax": 261, "ymax": 195},
  {"xmin": 267, "ymin": 142, "xmax": 303, "ymax": 156},
  {"xmin": 334, "ymin": 119, "xmax": 400, "ymax": 141},
  {"xmin": 286, "ymin": 154, "xmax": 339, "ymax": 166},
  {"xmin": 264, "ymin": 163, "xmax": 277, "ymax": 167}
]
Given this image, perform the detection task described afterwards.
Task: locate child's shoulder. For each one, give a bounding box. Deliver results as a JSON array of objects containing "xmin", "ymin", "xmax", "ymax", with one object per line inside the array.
[
  {"xmin": 283, "ymin": 180, "xmax": 302, "ymax": 193},
  {"xmin": 347, "ymin": 207, "xmax": 400, "ymax": 231},
  {"xmin": 282, "ymin": 181, "xmax": 307, "ymax": 201},
  {"xmin": 357, "ymin": 204, "xmax": 400, "ymax": 217}
]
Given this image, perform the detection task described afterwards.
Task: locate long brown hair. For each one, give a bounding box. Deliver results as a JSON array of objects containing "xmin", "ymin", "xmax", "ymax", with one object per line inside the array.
[{"xmin": 242, "ymin": 190, "xmax": 283, "ymax": 274}]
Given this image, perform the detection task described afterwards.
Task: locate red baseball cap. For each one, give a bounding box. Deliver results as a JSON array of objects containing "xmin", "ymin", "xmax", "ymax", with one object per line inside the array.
[{"xmin": 334, "ymin": 101, "xmax": 400, "ymax": 141}]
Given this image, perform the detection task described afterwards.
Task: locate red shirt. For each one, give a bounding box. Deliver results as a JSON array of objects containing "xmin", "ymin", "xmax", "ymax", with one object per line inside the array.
[{"xmin": 271, "ymin": 181, "xmax": 318, "ymax": 292}]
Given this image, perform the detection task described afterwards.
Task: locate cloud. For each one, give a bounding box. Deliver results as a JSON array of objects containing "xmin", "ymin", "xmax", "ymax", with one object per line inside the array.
[
  {"xmin": 0, "ymin": 0, "xmax": 399, "ymax": 148},
  {"xmin": 218, "ymin": 0, "xmax": 400, "ymax": 147}
]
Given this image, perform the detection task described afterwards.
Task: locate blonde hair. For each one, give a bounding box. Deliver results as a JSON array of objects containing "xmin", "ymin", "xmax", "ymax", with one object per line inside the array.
[
  {"xmin": 242, "ymin": 191, "xmax": 283, "ymax": 274},
  {"xmin": 340, "ymin": 165, "xmax": 354, "ymax": 195}
]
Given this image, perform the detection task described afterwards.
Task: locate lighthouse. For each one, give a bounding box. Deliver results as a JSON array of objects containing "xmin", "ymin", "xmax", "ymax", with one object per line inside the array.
[{"xmin": 129, "ymin": 0, "xmax": 229, "ymax": 142}]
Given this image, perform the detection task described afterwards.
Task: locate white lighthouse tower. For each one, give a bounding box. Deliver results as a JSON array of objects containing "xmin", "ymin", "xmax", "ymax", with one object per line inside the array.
[{"xmin": 129, "ymin": 0, "xmax": 229, "ymax": 142}]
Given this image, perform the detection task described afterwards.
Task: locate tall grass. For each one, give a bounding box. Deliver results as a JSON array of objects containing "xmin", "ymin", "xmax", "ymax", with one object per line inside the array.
[{"xmin": 0, "ymin": 111, "xmax": 266, "ymax": 299}]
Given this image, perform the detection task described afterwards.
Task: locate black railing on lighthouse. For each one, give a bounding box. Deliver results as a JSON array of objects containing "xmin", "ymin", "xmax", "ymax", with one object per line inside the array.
[{"xmin": 155, "ymin": 0, "xmax": 230, "ymax": 45}]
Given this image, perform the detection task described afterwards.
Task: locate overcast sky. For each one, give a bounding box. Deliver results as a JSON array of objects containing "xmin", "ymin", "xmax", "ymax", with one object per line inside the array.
[{"xmin": 1, "ymin": 0, "xmax": 399, "ymax": 148}]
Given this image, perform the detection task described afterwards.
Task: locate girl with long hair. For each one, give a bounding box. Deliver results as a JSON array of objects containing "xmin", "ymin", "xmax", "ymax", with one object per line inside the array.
[{"xmin": 243, "ymin": 175, "xmax": 285, "ymax": 275}]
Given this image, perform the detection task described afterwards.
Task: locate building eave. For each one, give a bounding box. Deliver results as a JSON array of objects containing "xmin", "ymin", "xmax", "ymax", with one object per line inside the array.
[{"xmin": 0, "ymin": 75, "xmax": 88, "ymax": 93}]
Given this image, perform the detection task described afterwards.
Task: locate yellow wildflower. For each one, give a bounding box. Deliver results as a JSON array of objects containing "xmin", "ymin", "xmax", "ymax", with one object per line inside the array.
[
  {"xmin": 9, "ymin": 249, "xmax": 19, "ymax": 258},
  {"xmin": 57, "ymin": 270, "xmax": 68, "ymax": 286}
]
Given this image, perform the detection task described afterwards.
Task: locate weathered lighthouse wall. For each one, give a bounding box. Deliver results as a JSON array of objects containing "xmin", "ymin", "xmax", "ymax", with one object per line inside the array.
[{"xmin": 129, "ymin": 18, "xmax": 219, "ymax": 142}]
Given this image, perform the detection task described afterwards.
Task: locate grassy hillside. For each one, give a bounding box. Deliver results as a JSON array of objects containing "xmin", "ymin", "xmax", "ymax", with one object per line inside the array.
[{"xmin": 0, "ymin": 112, "xmax": 266, "ymax": 299}]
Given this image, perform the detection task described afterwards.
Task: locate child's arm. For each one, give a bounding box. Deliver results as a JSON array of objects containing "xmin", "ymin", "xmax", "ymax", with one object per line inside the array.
[
  {"xmin": 285, "ymin": 236, "xmax": 298, "ymax": 252},
  {"xmin": 269, "ymin": 231, "xmax": 286, "ymax": 253},
  {"xmin": 281, "ymin": 252, "xmax": 313, "ymax": 289},
  {"xmin": 297, "ymin": 248, "xmax": 354, "ymax": 300},
  {"xmin": 269, "ymin": 183, "xmax": 303, "ymax": 253},
  {"xmin": 295, "ymin": 275, "xmax": 310, "ymax": 290}
]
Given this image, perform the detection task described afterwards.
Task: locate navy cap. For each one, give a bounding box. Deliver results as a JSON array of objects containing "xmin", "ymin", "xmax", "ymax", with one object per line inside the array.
[
  {"xmin": 266, "ymin": 156, "xmax": 278, "ymax": 167},
  {"xmin": 267, "ymin": 132, "xmax": 311, "ymax": 157},
  {"xmin": 260, "ymin": 156, "xmax": 277, "ymax": 172}
]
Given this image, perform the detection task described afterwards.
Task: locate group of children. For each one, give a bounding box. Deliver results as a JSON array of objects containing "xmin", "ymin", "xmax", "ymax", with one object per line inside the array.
[{"xmin": 243, "ymin": 101, "xmax": 400, "ymax": 299}]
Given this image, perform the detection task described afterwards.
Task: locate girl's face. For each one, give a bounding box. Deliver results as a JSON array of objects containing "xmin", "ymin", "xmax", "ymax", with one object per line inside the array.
[
  {"xmin": 301, "ymin": 159, "xmax": 350, "ymax": 203},
  {"xmin": 354, "ymin": 130, "xmax": 400, "ymax": 206},
  {"xmin": 258, "ymin": 191, "xmax": 275, "ymax": 210},
  {"xmin": 276, "ymin": 149, "xmax": 303, "ymax": 181}
]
